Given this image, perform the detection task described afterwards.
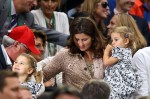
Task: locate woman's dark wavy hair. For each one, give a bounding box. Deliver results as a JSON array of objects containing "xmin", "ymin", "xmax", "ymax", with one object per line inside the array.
[{"xmin": 67, "ymin": 17, "xmax": 106, "ymax": 58}]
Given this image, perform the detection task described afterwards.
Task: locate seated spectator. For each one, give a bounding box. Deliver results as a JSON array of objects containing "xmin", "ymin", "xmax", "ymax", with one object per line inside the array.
[
  {"xmin": 0, "ymin": 70, "xmax": 21, "ymax": 99},
  {"xmin": 81, "ymin": 79, "xmax": 110, "ymax": 99},
  {"xmin": 31, "ymin": 0, "xmax": 70, "ymax": 57},
  {"xmin": 0, "ymin": 25, "xmax": 40, "ymax": 70},
  {"xmin": 42, "ymin": 17, "xmax": 106, "ymax": 90},
  {"xmin": 12, "ymin": 53, "xmax": 43, "ymax": 98},
  {"xmin": 81, "ymin": 0, "xmax": 110, "ymax": 37},
  {"xmin": 31, "ymin": 29, "xmax": 47, "ymax": 62}
]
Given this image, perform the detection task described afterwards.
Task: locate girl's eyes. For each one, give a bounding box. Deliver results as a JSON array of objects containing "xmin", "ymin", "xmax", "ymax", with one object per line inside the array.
[
  {"xmin": 114, "ymin": 39, "xmax": 118, "ymax": 41},
  {"xmin": 14, "ymin": 61, "xmax": 25, "ymax": 65},
  {"xmin": 20, "ymin": 62, "xmax": 24, "ymax": 65},
  {"xmin": 111, "ymin": 39, "xmax": 118, "ymax": 42}
]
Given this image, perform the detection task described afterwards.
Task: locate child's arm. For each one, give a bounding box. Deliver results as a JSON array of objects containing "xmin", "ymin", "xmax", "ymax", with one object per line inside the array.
[{"xmin": 103, "ymin": 44, "xmax": 118, "ymax": 67}]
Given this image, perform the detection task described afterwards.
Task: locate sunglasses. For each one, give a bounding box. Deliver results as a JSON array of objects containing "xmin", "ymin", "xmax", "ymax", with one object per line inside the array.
[
  {"xmin": 98, "ymin": 2, "xmax": 109, "ymax": 8},
  {"xmin": 21, "ymin": 43, "xmax": 31, "ymax": 54}
]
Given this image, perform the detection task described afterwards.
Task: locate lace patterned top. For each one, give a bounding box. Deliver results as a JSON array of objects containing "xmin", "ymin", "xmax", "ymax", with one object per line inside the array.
[
  {"xmin": 104, "ymin": 47, "xmax": 142, "ymax": 99},
  {"xmin": 43, "ymin": 49, "xmax": 104, "ymax": 90},
  {"xmin": 21, "ymin": 81, "xmax": 42, "ymax": 99}
]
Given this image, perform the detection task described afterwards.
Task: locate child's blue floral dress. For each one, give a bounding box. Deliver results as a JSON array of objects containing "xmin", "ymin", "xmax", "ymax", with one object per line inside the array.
[{"xmin": 104, "ymin": 47, "xmax": 142, "ymax": 99}]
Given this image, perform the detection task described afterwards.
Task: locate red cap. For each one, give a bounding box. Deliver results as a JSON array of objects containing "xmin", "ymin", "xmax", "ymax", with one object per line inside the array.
[{"xmin": 8, "ymin": 25, "xmax": 40, "ymax": 55}]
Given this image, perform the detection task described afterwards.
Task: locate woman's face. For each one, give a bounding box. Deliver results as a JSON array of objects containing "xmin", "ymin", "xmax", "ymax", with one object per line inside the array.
[
  {"xmin": 39, "ymin": 0, "xmax": 58, "ymax": 15},
  {"xmin": 30, "ymin": 37, "xmax": 45, "ymax": 62},
  {"xmin": 95, "ymin": 0, "xmax": 110, "ymax": 19},
  {"xmin": 74, "ymin": 33, "xmax": 92, "ymax": 52},
  {"xmin": 107, "ymin": 15, "xmax": 118, "ymax": 35},
  {"xmin": 117, "ymin": 0, "xmax": 135, "ymax": 12}
]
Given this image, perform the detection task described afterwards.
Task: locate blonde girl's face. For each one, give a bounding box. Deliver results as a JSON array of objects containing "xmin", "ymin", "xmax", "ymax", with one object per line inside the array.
[
  {"xmin": 39, "ymin": 0, "xmax": 59, "ymax": 15},
  {"xmin": 12, "ymin": 55, "xmax": 33, "ymax": 76},
  {"xmin": 111, "ymin": 32, "xmax": 128, "ymax": 48}
]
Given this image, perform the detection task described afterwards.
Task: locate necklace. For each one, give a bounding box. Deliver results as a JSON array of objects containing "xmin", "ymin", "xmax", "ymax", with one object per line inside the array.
[
  {"xmin": 45, "ymin": 13, "xmax": 55, "ymax": 29},
  {"xmin": 84, "ymin": 58, "xmax": 94, "ymax": 77}
]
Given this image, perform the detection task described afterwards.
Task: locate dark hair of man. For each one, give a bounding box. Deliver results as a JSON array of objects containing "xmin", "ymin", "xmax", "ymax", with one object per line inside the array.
[
  {"xmin": 0, "ymin": 70, "xmax": 18, "ymax": 92},
  {"xmin": 67, "ymin": 17, "xmax": 106, "ymax": 58},
  {"xmin": 81, "ymin": 79, "xmax": 110, "ymax": 99},
  {"xmin": 32, "ymin": 29, "xmax": 47, "ymax": 47},
  {"xmin": 51, "ymin": 86, "xmax": 81, "ymax": 99}
]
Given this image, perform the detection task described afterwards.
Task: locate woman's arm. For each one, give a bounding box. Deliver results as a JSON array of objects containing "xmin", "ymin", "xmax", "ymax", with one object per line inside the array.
[
  {"xmin": 42, "ymin": 50, "xmax": 66, "ymax": 82},
  {"xmin": 103, "ymin": 44, "xmax": 118, "ymax": 67}
]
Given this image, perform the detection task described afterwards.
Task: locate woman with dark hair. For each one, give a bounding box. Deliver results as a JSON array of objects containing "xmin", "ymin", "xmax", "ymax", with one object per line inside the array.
[{"xmin": 42, "ymin": 17, "xmax": 106, "ymax": 90}]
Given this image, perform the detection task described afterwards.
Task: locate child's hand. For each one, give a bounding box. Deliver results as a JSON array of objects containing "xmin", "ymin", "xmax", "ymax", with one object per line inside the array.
[{"xmin": 105, "ymin": 44, "xmax": 113, "ymax": 53}]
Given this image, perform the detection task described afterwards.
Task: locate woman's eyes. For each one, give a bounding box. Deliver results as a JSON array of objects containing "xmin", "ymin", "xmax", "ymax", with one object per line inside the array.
[{"xmin": 43, "ymin": 0, "xmax": 57, "ymax": 2}]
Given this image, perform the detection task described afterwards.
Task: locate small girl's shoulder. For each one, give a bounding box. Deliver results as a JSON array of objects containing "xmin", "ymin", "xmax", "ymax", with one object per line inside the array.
[
  {"xmin": 21, "ymin": 81, "xmax": 42, "ymax": 94},
  {"xmin": 112, "ymin": 47, "xmax": 132, "ymax": 56},
  {"xmin": 112, "ymin": 47, "xmax": 131, "ymax": 52}
]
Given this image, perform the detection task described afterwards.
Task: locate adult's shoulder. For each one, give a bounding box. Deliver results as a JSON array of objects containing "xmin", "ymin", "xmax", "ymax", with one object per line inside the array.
[
  {"xmin": 133, "ymin": 47, "xmax": 150, "ymax": 61},
  {"xmin": 55, "ymin": 48, "xmax": 70, "ymax": 56},
  {"xmin": 134, "ymin": 47, "xmax": 150, "ymax": 56}
]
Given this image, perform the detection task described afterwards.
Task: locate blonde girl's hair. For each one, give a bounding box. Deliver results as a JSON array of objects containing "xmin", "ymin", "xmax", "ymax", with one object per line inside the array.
[
  {"xmin": 114, "ymin": 13, "xmax": 147, "ymax": 53},
  {"xmin": 19, "ymin": 53, "xmax": 42, "ymax": 83},
  {"xmin": 111, "ymin": 26, "xmax": 135, "ymax": 53}
]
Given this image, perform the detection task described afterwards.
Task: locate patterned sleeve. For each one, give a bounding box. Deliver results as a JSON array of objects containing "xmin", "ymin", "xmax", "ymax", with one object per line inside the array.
[
  {"xmin": 112, "ymin": 47, "xmax": 123, "ymax": 60},
  {"xmin": 21, "ymin": 82, "xmax": 42, "ymax": 95}
]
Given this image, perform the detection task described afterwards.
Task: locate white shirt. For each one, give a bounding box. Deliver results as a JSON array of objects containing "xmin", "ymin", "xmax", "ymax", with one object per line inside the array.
[{"xmin": 132, "ymin": 47, "xmax": 150, "ymax": 96}]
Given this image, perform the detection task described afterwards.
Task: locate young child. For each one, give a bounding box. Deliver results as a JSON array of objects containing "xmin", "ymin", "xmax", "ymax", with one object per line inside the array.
[
  {"xmin": 12, "ymin": 53, "xmax": 43, "ymax": 99},
  {"xmin": 103, "ymin": 26, "xmax": 142, "ymax": 99}
]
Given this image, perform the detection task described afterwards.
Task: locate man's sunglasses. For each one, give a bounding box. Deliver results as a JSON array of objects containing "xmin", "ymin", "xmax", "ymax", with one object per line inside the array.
[{"xmin": 99, "ymin": 2, "xmax": 109, "ymax": 8}]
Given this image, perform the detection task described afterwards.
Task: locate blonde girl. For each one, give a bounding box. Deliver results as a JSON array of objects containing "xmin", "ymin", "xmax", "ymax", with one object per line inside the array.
[
  {"xmin": 12, "ymin": 53, "xmax": 43, "ymax": 98},
  {"xmin": 107, "ymin": 13, "xmax": 147, "ymax": 54},
  {"xmin": 103, "ymin": 26, "xmax": 142, "ymax": 99}
]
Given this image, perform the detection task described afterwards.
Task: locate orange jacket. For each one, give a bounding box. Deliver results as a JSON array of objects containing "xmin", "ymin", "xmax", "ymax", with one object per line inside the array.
[{"xmin": 129, "ymin": 0, "xmax": 144, "ymax": 18}]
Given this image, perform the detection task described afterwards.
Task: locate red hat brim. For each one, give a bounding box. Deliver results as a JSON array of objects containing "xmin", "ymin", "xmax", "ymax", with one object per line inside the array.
[{"xmin": 28, "ymin": 46, "xmax": 41, "ymax": 55}]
